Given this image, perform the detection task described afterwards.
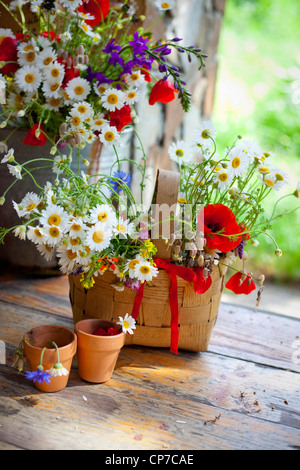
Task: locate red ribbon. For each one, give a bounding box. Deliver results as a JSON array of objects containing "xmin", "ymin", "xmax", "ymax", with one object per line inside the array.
[{"xmin": 131, "ymin": 259, "xmax": 212, "ymax": 354}]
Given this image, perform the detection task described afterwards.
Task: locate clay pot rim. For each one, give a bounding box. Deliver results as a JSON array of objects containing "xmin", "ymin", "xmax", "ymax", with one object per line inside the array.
[
  {"xmin": 24, "ymin": 324, "xmax": 77, "ymax": 352},
  {"xmin": 75, "ymin": 319, "xmax": 125, "ymax": 340}
]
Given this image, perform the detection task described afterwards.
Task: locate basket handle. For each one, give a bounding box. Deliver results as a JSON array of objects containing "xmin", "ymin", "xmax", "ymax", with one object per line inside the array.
[{"xmin": 151, "ymin": 169, "xmax": 180, "ymax": 259}]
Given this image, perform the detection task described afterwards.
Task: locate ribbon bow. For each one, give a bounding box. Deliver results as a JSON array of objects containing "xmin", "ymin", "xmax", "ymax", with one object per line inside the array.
[{"xmin": 131, "ymin": 259, "xmax": 212, "ymax": 354}]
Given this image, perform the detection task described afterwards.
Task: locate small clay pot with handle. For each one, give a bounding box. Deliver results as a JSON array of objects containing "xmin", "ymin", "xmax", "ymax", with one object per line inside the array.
[{"xmin": 75, "ymin": 319, "xmax": 125, "ymax": 383}]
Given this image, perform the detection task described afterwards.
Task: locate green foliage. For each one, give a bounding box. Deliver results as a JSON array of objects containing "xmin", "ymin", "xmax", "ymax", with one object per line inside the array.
[{"xmin": 214, "ymin": 0, "xmax": 300, "ymax": 282}]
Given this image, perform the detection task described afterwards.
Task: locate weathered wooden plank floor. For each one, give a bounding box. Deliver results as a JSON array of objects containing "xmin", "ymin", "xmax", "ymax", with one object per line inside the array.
[{"xmin": 0, "ymin": 271, "xmax": 299, "ymax": 450}]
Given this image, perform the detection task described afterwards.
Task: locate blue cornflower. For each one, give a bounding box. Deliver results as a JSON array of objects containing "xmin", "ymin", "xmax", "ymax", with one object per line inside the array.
[
  {"xmin": 25, "ymin": 368, "xmax": 52, "ymax": 385},
  {"xmin": 110, "ymin": 171, "xmax": 132, "ymax": 194}
]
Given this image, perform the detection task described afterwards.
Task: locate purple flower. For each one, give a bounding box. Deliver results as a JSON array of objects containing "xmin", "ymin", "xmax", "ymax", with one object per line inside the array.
[
  {"xmin": 108, "ymin": 51, "xmax": 125, "ymax": 68},
  {"xmin": 125, "ymin": 278, "xmax": 142, "ymax": 291},
  {"xmin": 103, "ymin": 38, "xmax": 121, "ymax": 54},
  {"xmin": 85, "ymin": 67, "xmax": 113, "ymax": 85},
  {"xmin": 128, "ymin": 31, "xmax": 149, "ymax": 56},
  {"xmin": 237, "ymin": 240, "xmax": 247, "ymax": 260},
  {"xmin": 25, "ymin": 369, "xmax": 52, "ymax": 385}
]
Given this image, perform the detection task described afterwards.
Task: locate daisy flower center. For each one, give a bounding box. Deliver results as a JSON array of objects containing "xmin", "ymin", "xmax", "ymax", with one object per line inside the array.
[
  {"xmin": 162, "ymin": 2, "xmax": 170, "ymax": 8},
  {"xmin": 79, "ymin": 246, "xmax": 90, "ymax": 257},
  {"xmin": 122, "ymin": 320, "xmax": 129, "ymax": 329},
  {"xmin": 26, "ymin": 52, "xmax": 35, "ymax": 62},
  {"xmin": 97, "ymin": 86, "xmax": 106, "ymax": 94},
  {"xmin": 50, "ymin": 98, "xmax": 61, "ymax": 107},
  {"xmin": 129, "ymin": 260, "xmax": 139, "ymax": 270},
  {"xmin": 177, "ymin": 198, "xmax": 187, "ymax": 204},
  {"xmin": 95, "ymin": 119, "xmax": 104, "ymax": 126},
  {"xmin": 44, "ymin": 57, "xmax": 53, "ymax": 66},
  {"xmin": 175, "ymin": 149, "xmax": 184, "ymax": 158},
  {"xmin": 74, "ymin": 86, "xmax": 84, "ymax": 96},
  {"xmin": 51, "ymin": 68, "xmax": 60, "ymax": 78},
  {"xmin": 130, "ymin": 73, "xmax": 139, "ymax": 81},
  {"xmin": 72, "ymin": 116, "xmax": 81, "ymax": 126},
  {"xmin": 264, "ymin": 178, "xmax": 274, "ymax": 187},
  {"xmin": 49, "ymin": 227, "xmax": 60, "ymax": 237},
  {"xmin": 97, "ymin": 211, "xmax": 108, "ymax": 222},
  {"xmin": 34, "ymin": 228, "xmax": 43, "ymax": 238},
  {"xmin": 140, "ymin": 266, "xmax": 151, "ymax": 275},
  {"xmin": 128, "ymin": 92, "xmax": 136, "ymax": 99},
  {"xmin": 71, "ymin": 223, "xmax": 82, "ymax": 231},
  {"xmin": 24, "ymin": 45, "xmax": 34, "ymax": 52},
  {"xmin": 218, "ymin": 173, "xmax": 228, "ymax": 182},
  {"xmin": 259, "ymin": 167, "xmax": 270, "ymax": 174},
  {"xmin": 92, "ymin": 230, "xmax": 105, "ymax": 243},
  {"xmin": 104, "ymin": 131, "xmax": 115, "ymax": 142},
  {"xmin": 45, "ymin": 244, "xmax": 52, "ymax": 253},
  {"xmin": 78, "ymin": 105, "xmax": 87, "ymax": 114},
  {"xmin": 275, "ymin": 173, "xmax": 284, "ymax": 181},
  {"xmin": 67, "ymin": 250, "xmax": 77, "ymax": 260},
  {"xmin": 70, "ymin": 237, "xmax": 80, "ymax": 246},
  {"xmin": 232, "ymin": 157, "xmax": 241, "ymax": 168},
  {"xmin": 116, "ymin": 224, "xmax": 126, "ymax": 233},
  {"xmin": 50, "ymin": 83, "xmax": 60, "ymax": 91},
  {"xmin": 201, "ymin": 129, "xmax": 210, "ymax": 139},
  {"xmin": 48, "ymin": 214, "xmax": 61, "ymax": 226},
  {"xmin": 26, "ymin": 203, "xmax": 36, "ymax": 211},
  {"xmin": 25, "ymin": 73, "xmax": 35, "ymax": 84},
  {"xmin": 107, "ymin": 94, "xmax": 118, "ymax": 104}
]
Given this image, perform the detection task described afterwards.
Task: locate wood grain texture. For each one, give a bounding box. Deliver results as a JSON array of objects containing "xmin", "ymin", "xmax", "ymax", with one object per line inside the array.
[{"xmin": 0, "ymin": 273, "xmax": 299, "ymax": 450}]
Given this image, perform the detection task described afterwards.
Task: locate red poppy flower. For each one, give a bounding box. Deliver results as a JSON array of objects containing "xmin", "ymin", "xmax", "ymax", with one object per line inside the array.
[
  {"xmin": 78, "ymin": 0, "xmax": 110, "ymax": 26},
  {"xmin": 140, "ymin": 65, "xmax": 151, "ymax": 82},
  {"xmin": 23, "ymin": 124, "xmax": 47, "ymax": 146},
  {"xmin": 108, "ymin": 104, "xmax": 132, "ymax": 131},
  {"xmin": 198, "ymin": 203, "xmax": 242, "ymax": 252},
  {"xmin": 149, "ymin": 79, "xmax": 179, "ymax": 105},
  {"xmin": 193, "ymin": 266, "xmax": 212, "ymax": 294},
  {"xmin": 225, "ymin": 271, "xmax": 256, "ymax": 295},
  {"xmin": 0, "ymin": 37, "xmax": 18, "ymax": 75}
]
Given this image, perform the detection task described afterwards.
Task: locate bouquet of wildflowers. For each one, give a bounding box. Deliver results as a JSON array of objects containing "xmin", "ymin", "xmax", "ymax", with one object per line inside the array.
[{"xmin": 0, "ymin": 0, "xmax": 205, "ymax": 156}]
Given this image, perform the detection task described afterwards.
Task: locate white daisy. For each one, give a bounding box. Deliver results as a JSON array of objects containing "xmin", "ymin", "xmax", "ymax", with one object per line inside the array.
[
  {"xmin": 194, "ymin": 120, "xmax": 216, "ymax": 146},
  {"xmin": 52, "ymin": 154, "xmax": 70, "ymax": 174},
  {"xmin": 227, "ymin": 147, "xmax": 249, "ymax": 178},
  {"xmin": 71, "ymin": 101, "xmax": 94, "ymax": 120},
  {"xmin": 42, "ymin": 81, "xmax": 62, "ymax": 99},
  {"xmin": 117, "ymin": 313, "xmax": 136, "ymax": 335},
  {"xmin": 134, "ymin": 260, "xmax": 158, "ymax": 282},
  {"xmin": 17, "ymin": 49, "xmax": 38, "ymax": 67},
  {"xmin": 68, "ymin": 112, "xmax": 84, "ymax": 129},
  {"xmin": 125, "ymin": 88, "xmax": 142, "ymax": 105},
  {"xmin": 0, "ymin": 28, "xmax": 16, "ymax": 39},
  {"xmin": 293, "ymin": 182, "xmax": 300, "ymax": 201},
  {"xmin": 168, "ymin": 140, "xmax": 193, "ymax": 163},
  {"xmin": 17, "ymin": 192, "xmax": 42, "ymax": 218},
  {"xmin": 1, "ymin": 148, "xmax": 14, "ymax": 163},
  {"xmin": 76, "ymin": 11, "xmax": 95, "ymax": 22},
  {"xmin": 40, "ymin": 204, "xmax": 69, "ymax": 230},
  {"xmin": 113, "ymin": 217, "xmax": 135, "ymax": 239},
  {"xmin": 98, "ymin": 125, "xmax": 120, "ymax": 147},
  {"xmin": 47, "ymin": 364, "xmax": 69, "ymax": 377},
  {"xmin": 65, "ymin": 77, "xmax": 91, "ymax": 101},
  {"xmin": 15, "ymin": 65, "xmax": 42, "ymax": 93},
  {"xmin": 79, "ymin": 21, "xmax": 93, "ymax": 36},
  {"xmin": 213, "ymin": 167, "xmax": 233, "ymax": 190},
  {"xmin": 60, "ymin": 0, "xmax": 82, "ymax": 11},
  {"xmin": 155, "ymin": 0, "xmax": 175, "ymax": 11},
  {"xmin": 100, "ymin": 88, "xmax": 126, "ymax": 112},
  {"xmin": 17, "ymin": 39, "xmax": 38, "ymax": 55},
  {"xmin": 36, "ymin": 242, "xmax": 55, "ymax": 261},
  {"xmin": 43, "ymin": 224, "xmax": 64, "ymax": 246},
  {"xmin": 124, "ymin": 255, "xmax": 143, "ymax": 279},
  {"xmin": 269, "ymin": 167, "xmax": 290, "ymax": 190},
  {"xmin": 235, "ymin": 138, "xmax": 262, "ymax": 161},
  {"xmin": 27, "ymin": 225, "xmax": 46, "ymax": 244},
  {"xmin": 44, "ymin": 61, "xmax": 65, "ymax": 85},
  {"xmin": 13, "ymin": 225, "xmax": 27, "ymax": 240},
  {"xmin": 93, "ymin": 82, "xmax": 109, "ymax": 97},
  {"xmin": 45, "ymin": 96, "xmax": 64, "ymax": 111},
  {"xmin": 57, "ymin": 244, "xmax": 79, "ymax": 274},
  {"xmin": 85, "ymin": 223, "xmax": 113, "ymax": 251},
  {"xmin": 7, "ymin": 164, "xmax": 22, "ymax": 180},
  {"xmin": 76, "ymin": 244, "xmax": 93, "ymax": 266},
  {"xmin": 37, "ymin": 47, "xmax": 57, "ymax": 68},
  {"xmin": 89, "ymin": 203, "xmax": 117, "ymax": 227},
  {"xmin": 92, "ymin": 114, "xmax": 108, "ymax": 131},
  {"xmin": 125, "ymin": 70, "xmax": 146, "ymax": 87},
  {"xmin": 67, "ymin": 216, "xmax": 87, "ymax": 239}
]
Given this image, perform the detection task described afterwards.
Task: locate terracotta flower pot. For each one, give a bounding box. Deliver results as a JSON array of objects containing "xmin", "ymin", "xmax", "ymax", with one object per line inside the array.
[
  {"xmin": 23, "ymin": 325, "xmax": 77, "ymax": 393},
  {"xmin": 75, "ymin": 319, "xmax": 125, "ymax": 383}
]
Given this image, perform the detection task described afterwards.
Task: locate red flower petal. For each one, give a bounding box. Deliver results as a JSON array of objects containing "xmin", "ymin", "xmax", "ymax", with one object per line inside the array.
[
  {"xmin": 108, "ymin": 104, "xmax": 132, "ymax": 131},
  {"xmin": 0, "ymin": 37, "xmax": 18, "ymax": 74},
  {"xmin": 78, "ymin": 0, "xmax": 110, "ymax": 26},
  {"xmin": 225, "ymin": 272, "xmax": 256, "ymax": 295},
  {"xmin": 198, "ymin": 203, "xmax": 242, "ymax": 252},
  {"xmin": 149, "ymin": 79, "xmax": 178, "ymax": 105},
  {"xmin": 93, "ymin": 328, "xmax": 108, "ymax": 336},
  {"xmin": 23, "ymin": 124, "xmax": 47, "ymax": 146},
  {"xmin": 106, "ymin": 328, "xmax": 121, "ymax": 336},
  {"xmin": 193, "ymin": 266, "xmax": 212, "ymax": 294}
]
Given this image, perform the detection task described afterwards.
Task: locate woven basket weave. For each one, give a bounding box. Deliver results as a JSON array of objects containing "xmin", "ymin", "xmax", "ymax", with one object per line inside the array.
[
  {"xmin": 68, "ymin": 169, "xmax": 227, "ymax": 352},
  {"xmin": 69, "ymin": 263, "xmax": 226, "ymax": 352}
]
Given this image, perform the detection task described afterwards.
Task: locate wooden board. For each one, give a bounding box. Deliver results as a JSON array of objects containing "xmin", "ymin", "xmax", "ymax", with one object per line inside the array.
[{"xmin": 0, "ymin": 272, "xmax": 299, "ymax": 450}]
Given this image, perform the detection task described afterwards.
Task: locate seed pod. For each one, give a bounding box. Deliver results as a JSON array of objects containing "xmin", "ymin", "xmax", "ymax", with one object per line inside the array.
[{"xmin": 197, "ymin": 255, "xmax": 204, "ymax": 267}]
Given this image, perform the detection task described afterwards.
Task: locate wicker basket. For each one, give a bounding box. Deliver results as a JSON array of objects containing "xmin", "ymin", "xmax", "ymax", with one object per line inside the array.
[
  {"xmin": 68, "ymin": 169, "xmax": 227, "ymax": 352},
  {"xmin": 69, "ymin": 263, "xmax": 226, "ymax": 353}
]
